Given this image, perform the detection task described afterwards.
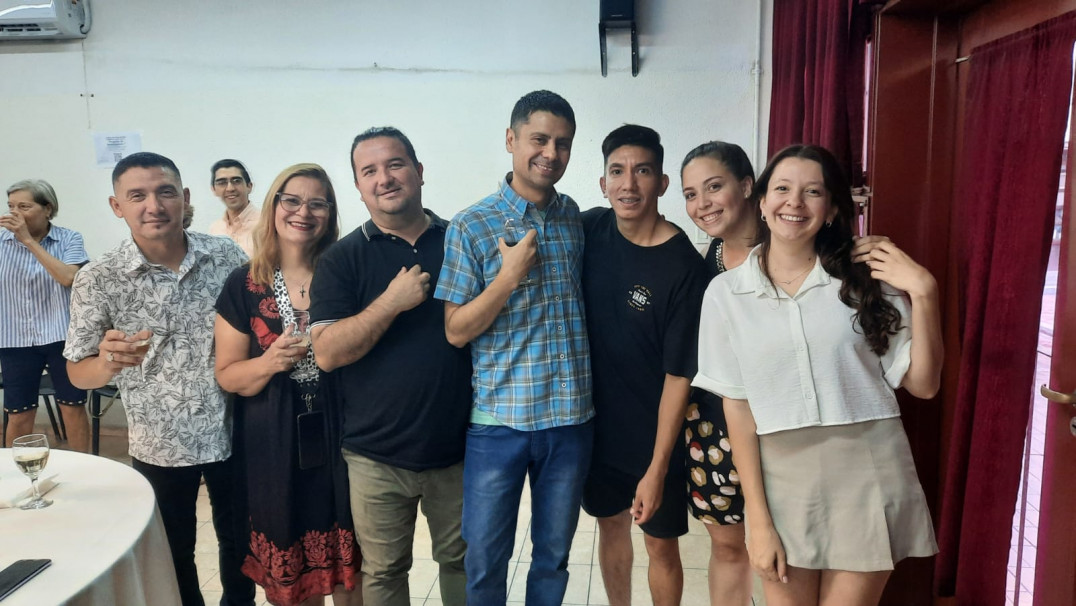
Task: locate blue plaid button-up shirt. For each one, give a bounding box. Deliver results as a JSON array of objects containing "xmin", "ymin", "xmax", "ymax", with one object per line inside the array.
[{"xmin": 435, "ymin": 175, "xmax": 593, "ymax": 431}]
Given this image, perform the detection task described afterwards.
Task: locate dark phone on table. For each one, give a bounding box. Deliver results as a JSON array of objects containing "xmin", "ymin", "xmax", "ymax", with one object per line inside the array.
[{"xmin": 0, "ymin": 559, "xmax": 51, "ymax": 601}]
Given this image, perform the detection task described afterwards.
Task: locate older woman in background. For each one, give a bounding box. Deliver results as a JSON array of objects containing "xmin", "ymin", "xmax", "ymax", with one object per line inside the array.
[
  {"xmin": 1, "ymin": 179, "xmax": 90, "ymax": 451},
  {"xmin": 214, "ymin": 164, "xmax": 360, "ymax": 606}
]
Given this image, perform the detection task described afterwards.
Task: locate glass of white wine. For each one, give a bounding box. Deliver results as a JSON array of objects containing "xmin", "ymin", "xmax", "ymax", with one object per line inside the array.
[
  {"xmin": 12, "ymin": 434, "xmax": 52, "ymax": 510},
  {"xmin": 291, "ymin": 310, "xmax": 312, "ymax": 349},
  {"xmin": 504, "ymin": 217, "xmax": 538, "ymax": 287}
]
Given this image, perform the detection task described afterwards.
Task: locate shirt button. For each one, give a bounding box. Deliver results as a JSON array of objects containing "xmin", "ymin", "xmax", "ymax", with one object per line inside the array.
[
  {"xmin": 554, "ymin": 296, "xmax": 561, "ymax": 301},
  {"xmin": 561, "ymin": 383, "xmax": 567, "ymax": 388},
  {"xmin": 806, "ymin": 392, "xmax": 814, "ymax": 400},
  {"xmin": 557, "ymin": 325, "xmax": 563, "ymax": 331},
  {"xmin": 412, "ymin": 248, "xmax": 418, "ymax": 253},
  {"xmin": 551, "ymin": 267, "xmax": 557, "ymax": 273},
  {"xmin": 797, "ymin": 345, "xmax": 805, "ymax": 352},
  {"xmin": 558, "ymin": 354, "xmax": 565, "ymax": 359}
]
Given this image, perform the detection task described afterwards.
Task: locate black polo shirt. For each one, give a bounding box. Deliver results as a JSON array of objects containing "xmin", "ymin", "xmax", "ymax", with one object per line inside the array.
[{"xmin": 310, "ymin": 211, "xmax": 472, "ymax": 471}]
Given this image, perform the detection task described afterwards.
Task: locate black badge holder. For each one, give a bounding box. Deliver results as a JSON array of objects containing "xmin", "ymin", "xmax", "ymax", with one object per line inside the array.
[{"xmin": 296, "ymin": 382, "xmax": 327, "ymax": 470}]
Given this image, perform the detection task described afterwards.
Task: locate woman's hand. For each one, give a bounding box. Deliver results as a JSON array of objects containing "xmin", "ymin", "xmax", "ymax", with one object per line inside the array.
[
  {"xmin": 262, "ymin": 325, "xmax": 309, "ymax": 374},
  {"xmin": 855, "ymin": 238, "xmax": 937, "ymax": 299},
  {"xmin": 0, "ymin": 211, "xmax": 32, "ymax": 244},
  {"xmin": 747, "ymin": 522, "xmax": 788, "ymax": 584}
]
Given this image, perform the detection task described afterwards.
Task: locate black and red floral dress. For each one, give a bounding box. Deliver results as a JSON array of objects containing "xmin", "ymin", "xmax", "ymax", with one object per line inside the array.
[{"xmin": 215, "ymin": 266, "xmax": 360, "ymax": 606}]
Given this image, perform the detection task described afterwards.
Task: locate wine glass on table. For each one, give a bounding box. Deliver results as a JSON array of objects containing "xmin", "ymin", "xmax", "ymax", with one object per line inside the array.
[
  {"xmin": 504, "ymin": 217, "xmax": 538, "ymax": 287},
  {"xmin": 12, "ymin": 434, "xmax": 52, "ymax": 510}
]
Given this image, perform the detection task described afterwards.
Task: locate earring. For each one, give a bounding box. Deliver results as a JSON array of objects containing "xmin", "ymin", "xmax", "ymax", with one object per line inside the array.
[
  {"xmin": 825, "ymin": 220, "xmax": 832, "ymax": 227},
  {"xmin": 761, "ymin": 215, "xmax": 767, "ymax": 222}
]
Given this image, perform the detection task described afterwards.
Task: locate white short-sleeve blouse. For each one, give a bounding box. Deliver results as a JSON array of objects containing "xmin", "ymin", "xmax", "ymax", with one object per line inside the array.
[{"xmin": 691, "ymin": 246, "xmax": 913, "ymax": 435}]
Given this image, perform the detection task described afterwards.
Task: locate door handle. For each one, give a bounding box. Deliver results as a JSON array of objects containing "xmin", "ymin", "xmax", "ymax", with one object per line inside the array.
[{"xmin": 1040, "ymin": 384, "xmax": 1076, "ymax": 405}]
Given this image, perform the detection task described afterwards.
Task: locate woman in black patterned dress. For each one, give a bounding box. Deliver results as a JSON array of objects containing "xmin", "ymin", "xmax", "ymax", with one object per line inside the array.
[
  {"xmin": 680, "ymin": 141, "xmax": 757, "ymax": 606},
  {"xmin": 214, "ymin": 164, "xmax": 360, "ymax": 606}
]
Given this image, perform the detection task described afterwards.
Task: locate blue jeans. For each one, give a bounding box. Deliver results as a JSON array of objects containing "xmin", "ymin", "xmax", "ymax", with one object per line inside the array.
[{"xmin": 462, "ymin": 421, "xmax": 594, "ymax": 606}]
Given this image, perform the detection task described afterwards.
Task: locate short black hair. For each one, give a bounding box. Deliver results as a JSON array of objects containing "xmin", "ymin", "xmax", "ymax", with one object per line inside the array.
[
  {"xmin": 349, "ymin": 126, "xmax": 420, "ymax": 182},
  {"xmin": 602, "ymin": 124, "xmax": 664, "ymax": 171},
  {"xmin": 210, "ymin": 159, "xmax": 251, "ymax": 186},
  {"xmin": 510, "ymin": 90, "xmax": 576, "ymax": 134},
  {"xmin": 112, "ymin": 152, "xmax": 181, "ymax": 185}
]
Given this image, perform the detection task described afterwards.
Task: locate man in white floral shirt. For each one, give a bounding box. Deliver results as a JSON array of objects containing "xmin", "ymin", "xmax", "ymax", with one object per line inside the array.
[{"xmin": 65, "ymin": 152, "xmax": 255, "ymax": 606}]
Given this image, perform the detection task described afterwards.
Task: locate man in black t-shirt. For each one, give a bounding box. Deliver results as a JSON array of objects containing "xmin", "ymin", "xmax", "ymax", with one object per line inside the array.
[
  {"xmin": 309, "ymin": 127, "xmax": 472, "ymax": 606},
  {"xmin": 581, "ymin": 125, "xmax": 709, "ymax": 606}
]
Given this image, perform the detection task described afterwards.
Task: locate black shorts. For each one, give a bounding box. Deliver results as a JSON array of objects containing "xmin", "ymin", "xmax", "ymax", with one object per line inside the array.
[
  {"xmin": 0, "ymin": 342, "xmax": 86, "ymax": 414},
  {"xmin": 581, "ymin": 462, "xmax": 688, "ymax": 539}
]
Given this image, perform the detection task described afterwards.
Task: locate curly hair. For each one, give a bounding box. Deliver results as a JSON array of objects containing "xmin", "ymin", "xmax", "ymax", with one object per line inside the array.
[{"xmin": 755, "ymin": 145, "xmax": 900, "ymax": 354}]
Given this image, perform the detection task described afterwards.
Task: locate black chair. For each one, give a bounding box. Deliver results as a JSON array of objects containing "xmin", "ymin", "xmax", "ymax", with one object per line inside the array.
[
  {"xmin": 90, "ymin": 385, "xmax": 120, "ymax": 456},
  {"xmin": 1, "ymin": 371, "xmax": 67, "ymax": 447}
]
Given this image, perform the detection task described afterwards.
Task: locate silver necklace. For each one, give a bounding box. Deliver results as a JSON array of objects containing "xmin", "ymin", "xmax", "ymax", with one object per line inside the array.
[{"xmin": 776, "ymin": 259, "xmax": 814, "ymax": 285}]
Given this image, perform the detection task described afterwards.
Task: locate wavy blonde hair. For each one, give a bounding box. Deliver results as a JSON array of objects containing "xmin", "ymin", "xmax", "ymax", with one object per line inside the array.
[{"xmin": 249, "ymin": 163, "xmax": 340, "ymax": 286}]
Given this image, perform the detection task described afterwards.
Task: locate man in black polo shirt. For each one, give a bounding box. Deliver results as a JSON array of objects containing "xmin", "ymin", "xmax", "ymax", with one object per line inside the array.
[
  {"xmin": 310, "ymin": 127, "xmax": 472, "ymax": 606},
  {"xmin": 581, "ymin": 124, "xmax": 710, "ymax": 606}
]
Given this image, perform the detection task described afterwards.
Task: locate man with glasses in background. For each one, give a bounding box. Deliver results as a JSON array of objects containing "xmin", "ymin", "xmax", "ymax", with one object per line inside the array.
[
  {"xmin": 209, "ymin": 159, "xmax": 260, "ymax": 256},
  {"xmin": 310, "ymin": 127, "xmax": 472, "ymax": 605}
]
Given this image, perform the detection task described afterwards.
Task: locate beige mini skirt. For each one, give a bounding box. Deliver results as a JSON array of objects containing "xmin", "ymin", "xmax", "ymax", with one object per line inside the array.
[{"xmin": 756, "ymin": 417, "xmax": 938, "ymax": 572}]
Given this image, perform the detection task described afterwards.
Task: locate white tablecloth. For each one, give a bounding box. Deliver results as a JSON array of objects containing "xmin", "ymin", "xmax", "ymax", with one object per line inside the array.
[{"xmin": 0, "ymin": 449, "xmax": 180, "ymax": 606}]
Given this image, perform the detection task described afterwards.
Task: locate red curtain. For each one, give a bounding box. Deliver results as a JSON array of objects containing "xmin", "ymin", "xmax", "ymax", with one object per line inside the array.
[
  {"xmin": 766, "ymin": 0, "xmax": 878, "ymax": 183},
  {"xmin": 936, "ymin": 12, "xmax": 1076, "ymax": 604}
]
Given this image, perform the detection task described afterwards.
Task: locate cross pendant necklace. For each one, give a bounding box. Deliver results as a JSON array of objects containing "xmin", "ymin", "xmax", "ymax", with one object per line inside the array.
[{"xmin": 299, "ymin": 282, "xmax": 307, "ymax": 298}]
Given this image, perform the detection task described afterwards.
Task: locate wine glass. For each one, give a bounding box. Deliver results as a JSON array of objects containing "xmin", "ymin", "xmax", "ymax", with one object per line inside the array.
[
  {"xmin": 11, "ymin": 434, "xmax": 52, "ymax": 510},
  {"xmin": 503, "ymin": 217, "xmax": 538, "ymax": 287},
  {"xmin": 131, "ymin": 333, "xmax": 152, "ymax": 382},
  {"xmin": 291, "ymin": 310, "xmax": 312, "ymax": 348}
]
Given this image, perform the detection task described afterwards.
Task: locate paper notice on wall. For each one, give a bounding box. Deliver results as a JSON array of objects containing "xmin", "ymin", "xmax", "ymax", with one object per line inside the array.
[{"xmin": 93, "ymin": 132, "xmax": 142, "ymax": 168}]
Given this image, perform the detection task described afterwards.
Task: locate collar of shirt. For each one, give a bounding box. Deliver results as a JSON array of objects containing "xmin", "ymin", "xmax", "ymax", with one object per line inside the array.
[
  {"xmin": 0, "ymin": 224, "xmax": 58, "ymax": 246},
  {"xmin": 119, "ymin": 230, "xmax": 212, "ymax": 278},
  {"xmin": 360, "ymin": 209, "xmax": 447, "ymax": 241},
  {"xmin": 500, "ymin": 173, "xmax": 560, "ymax": 219},
  {"xmin": 731, "ymin": 245, "xmax": 831, "ymax": 299},
  {"xmin": 220, "ymin": 203, "xmax": 260, "ymax": 227}
]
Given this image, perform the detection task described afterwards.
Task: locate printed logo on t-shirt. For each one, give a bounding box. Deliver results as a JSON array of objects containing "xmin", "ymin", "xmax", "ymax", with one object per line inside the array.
[{"xmin": 627, "ymin": 284, "xmax": 652, "ymax": 312}]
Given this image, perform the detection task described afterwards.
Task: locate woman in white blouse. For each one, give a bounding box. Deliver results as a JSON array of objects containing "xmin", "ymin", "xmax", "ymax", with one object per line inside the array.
[{"xmin": 693, "ymin": 144, "xmax": 943, "ymax": 606}]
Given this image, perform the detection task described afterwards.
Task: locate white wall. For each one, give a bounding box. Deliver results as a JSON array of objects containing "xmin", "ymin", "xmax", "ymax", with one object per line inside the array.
[{"xmin": 1, "ymin": 0, "xmax": 772, "ymax": 257}]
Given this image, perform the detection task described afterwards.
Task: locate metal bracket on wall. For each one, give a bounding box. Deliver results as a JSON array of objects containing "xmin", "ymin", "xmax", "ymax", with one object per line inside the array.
[{"xmin": 599, "ymin": 21, "xmax": 638, "ymax": 77}]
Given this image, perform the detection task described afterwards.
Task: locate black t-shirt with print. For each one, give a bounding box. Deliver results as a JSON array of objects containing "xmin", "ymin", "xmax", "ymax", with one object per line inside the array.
[{"xmin": 582, "ymin": 207, "xmax": 710, "ymax": 477}]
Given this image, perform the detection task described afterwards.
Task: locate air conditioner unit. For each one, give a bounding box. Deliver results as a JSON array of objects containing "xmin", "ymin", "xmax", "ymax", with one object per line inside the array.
[{"xmin": 0, "ymin": 0, "xmax": 91, "ymax": 40}]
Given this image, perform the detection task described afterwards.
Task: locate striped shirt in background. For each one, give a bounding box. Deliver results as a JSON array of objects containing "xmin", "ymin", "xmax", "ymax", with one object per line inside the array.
[
  {"xmin": 434, "ymin": 175, "xmax": 593, "ymax": 431},
  {"xmin": 0, "ymin": 225, "xmax": 89, "ymax": 348}
]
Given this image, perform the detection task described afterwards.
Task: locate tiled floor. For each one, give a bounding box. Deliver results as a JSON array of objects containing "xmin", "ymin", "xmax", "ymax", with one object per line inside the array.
[{"xmin": 69, "ymin": 428, "xmax": 763, "ymax": 606}]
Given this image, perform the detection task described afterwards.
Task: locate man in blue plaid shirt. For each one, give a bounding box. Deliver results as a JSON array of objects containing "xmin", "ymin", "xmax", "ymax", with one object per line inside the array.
[{"xmin": 434, "ymin": 90, "xmax": 594, "ymax": 606}]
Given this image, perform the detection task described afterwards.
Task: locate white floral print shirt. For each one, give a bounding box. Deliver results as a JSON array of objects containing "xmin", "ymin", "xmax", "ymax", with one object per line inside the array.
[{"xmin": 64, "ymin": 232, "xmax": 248, "ymax": 466}]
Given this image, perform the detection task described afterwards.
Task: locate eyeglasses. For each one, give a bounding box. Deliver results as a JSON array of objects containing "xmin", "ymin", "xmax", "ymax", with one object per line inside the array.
[
  {"xmin": 213, "ymin": 176, "xmax": 247, "ymax": 188},
  {"xmin": 276, "ymin": 193, "xmax": 333, "ymax": 216}
]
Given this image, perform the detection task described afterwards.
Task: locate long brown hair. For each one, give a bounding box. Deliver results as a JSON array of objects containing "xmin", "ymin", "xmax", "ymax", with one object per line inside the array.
[
  {"xmin": 755, "ymin": 145, "xmax": 900, "ymax": 354},
  {"xmin": 249, "ymin": 163, "xmax": 340, "ymax": 286}
]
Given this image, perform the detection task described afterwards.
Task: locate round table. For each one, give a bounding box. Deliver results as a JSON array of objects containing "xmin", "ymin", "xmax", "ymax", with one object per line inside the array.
[{"xmin": 0, "ymin": 449, "xmax": 181, "ymax": 605}]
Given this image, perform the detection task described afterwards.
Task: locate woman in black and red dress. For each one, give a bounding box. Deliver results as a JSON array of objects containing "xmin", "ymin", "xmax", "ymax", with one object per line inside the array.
[{"xmin": 214, "ymin": 163, "xmax": 360, "ymax": 606}]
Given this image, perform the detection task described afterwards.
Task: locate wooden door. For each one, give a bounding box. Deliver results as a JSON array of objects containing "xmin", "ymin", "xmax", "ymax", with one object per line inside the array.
[{"xmin": 1033, "ymin": 102, "xmax": 1076, "ymax": 606}]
